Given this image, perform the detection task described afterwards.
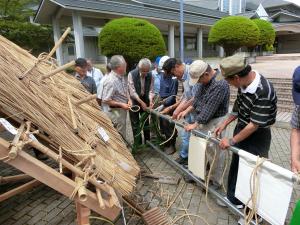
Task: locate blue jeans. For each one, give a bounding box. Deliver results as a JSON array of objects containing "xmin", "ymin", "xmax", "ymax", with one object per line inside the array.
[{"xmin": 179, "ymin": 114, "xmax": 194, "ymax": 159}]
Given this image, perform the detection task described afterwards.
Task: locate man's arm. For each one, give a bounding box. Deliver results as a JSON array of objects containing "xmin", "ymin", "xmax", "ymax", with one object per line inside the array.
[
  {"xmin": 172, "ymin": 98, "xmax": 194, "ymax": 119},
  {"xmin": 194, "ymin": 88, "xmax": 226, "ymax": 124},
  {"xmin": 164, "ymin": 80, "xmax": 178, "ymax": 107},
  {"xmin": 128, "ymin": 72, "xmax": 139, "ymax": 101},
  {"xmin": 105, "ymin": 99, "xmax": 129, "ymax": 110},
  {"xmin": 128, "ymin": 72, "xmax": 147, "ymax": 109},
  {"xmin": 149, "ymin": 74, "xmax": 155, "ymax": 108},
  {"xmin": 291, "ymin": 128, "xmax": 300, "ymax": 172},
  {"xmin": 215, "ymin": 114, "xmax": 237, "ymax": 137}
]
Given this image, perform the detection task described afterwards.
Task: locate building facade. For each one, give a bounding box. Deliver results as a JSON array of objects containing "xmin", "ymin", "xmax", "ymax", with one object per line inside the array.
[{"xmin": 34, "ymin": 0, "xmax": 228, "ymax": 65}]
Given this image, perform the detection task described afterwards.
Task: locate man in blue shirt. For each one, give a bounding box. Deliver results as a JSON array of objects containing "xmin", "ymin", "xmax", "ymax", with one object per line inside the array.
[
  {"xmin": 158, "ymin": 59, "xmax": 178, "ymax": 155},
  {"xmin": 162, "ymin": 58, "xmax": 194, "ymax": 165}
]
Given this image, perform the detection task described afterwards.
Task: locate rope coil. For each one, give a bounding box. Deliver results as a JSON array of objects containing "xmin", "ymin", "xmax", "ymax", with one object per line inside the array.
[{"xmin": 244, "ymin": 157, "xmax": 269, "ymax": 225}]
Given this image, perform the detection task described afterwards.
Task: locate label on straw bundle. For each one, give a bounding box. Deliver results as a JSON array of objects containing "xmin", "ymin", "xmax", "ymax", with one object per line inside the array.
[
  {"xmin": 0, "ymin": 118, "xmax": 38, "ymax": 142},
  {"xmin": 118, "ymin": 161, "xmax": 132, "ymax": 172},
  {"xmin": 98, "ymin": 127, "xmax": 109, "ymax": 142}
]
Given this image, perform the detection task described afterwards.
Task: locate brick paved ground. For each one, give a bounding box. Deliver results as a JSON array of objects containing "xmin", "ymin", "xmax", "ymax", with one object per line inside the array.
[{"xmin": 0, "ymin": 123, "xmax": 298, "ymax": 225}]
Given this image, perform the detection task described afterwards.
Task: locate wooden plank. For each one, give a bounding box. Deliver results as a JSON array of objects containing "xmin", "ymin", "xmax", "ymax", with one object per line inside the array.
[
  {"xmin": 0, "ymin": 137, "xmax": 120, "ymax": 221},
  {"xmin": 76, "ymin": 201, "xmax": 91, "ymax": 225},
  {"xmin": 0, "ymin": 179, "xmax": 40, "ymax": 202},
  {"xmin": 0, "ymin": 174, "xmax": 32, "ymax": 185}
]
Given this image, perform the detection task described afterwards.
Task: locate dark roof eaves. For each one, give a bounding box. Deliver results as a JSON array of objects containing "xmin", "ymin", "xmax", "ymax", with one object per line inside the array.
[
  {"xmin": 49, "ymin": 0, "xmax": 221, "ymax": 25},
  {"xmin": 135, "ymin": 0, "xmax": 227, "ymax": 18}
]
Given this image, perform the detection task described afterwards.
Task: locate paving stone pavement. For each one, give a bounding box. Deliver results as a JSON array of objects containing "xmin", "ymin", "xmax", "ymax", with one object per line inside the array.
[{"xmin": 0, "ymin": 124, "xmax": 298, "ymax": 225}]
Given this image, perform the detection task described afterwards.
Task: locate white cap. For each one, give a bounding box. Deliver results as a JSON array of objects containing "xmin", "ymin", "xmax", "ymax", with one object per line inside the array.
[
  {"xmin": 158, "ymin": 55, "xmax": 170, "ymax": 70},
  {"xmin": 189, "ymin": 60, "xmax": 209, "ymax": 86}
]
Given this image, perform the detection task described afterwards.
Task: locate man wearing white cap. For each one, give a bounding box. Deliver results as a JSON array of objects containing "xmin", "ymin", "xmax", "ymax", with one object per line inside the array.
[{"xmin": 178, "ymin": 60, "xmax": 230, "ymax": 187}]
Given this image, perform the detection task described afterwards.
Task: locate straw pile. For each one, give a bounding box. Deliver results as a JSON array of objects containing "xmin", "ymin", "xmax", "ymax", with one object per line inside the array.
[{"xmin": 0, "ymin": 35, "xmax": 140, "ymax": 195}]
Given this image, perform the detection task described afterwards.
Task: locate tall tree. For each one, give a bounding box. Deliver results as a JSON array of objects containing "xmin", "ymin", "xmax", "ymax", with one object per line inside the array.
[{"xmin": 0, "ymin": 0, "xmax": 39, "ymax": 21}]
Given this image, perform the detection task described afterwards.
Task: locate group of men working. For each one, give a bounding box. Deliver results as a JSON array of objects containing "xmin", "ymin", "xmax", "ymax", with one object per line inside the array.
[{"xmin": 73, "ymin": 54, "xmax": 300, "ymax": 224}]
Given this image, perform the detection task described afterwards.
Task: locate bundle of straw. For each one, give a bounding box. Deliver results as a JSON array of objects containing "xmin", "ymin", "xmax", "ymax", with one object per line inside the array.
[{"xmin": 0, "ymin": 35, "xmax": 139, "ymax": 195}]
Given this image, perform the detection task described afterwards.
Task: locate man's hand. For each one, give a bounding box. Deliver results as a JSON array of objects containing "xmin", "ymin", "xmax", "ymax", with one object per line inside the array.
[
  {"xmin": 214, "ymin": 123, "xmax": 226, "ymax": 138},
  {"xmin": 140, "ymin": 101, "xmax": 148, "ymax": 111},
  {"xmin": 292, "ymin": 159, "xmax": 300, "ymax": 173},
  {"xmin": 177, "ymin": 110, "xmax": 188, "ymax": 120},
  {"xmin": 128, "ymin": 100, "xmax": 132, "ymax": 108},
  {"xmin": 161, "ymin": 106, "xmax": 172, "ymax": 115},
  {"xmin": 184, "ymin": 122, "xmax": 197, "ymax": 131},
  {"xmin": 219, "ymin": 137, "xmax": 230, "ymax": 150},
  {"xmin": 172, "ymin": 111, "xmax": 179, "ymax": 120},
  {"xmin": 120, "ymin": 103, "xmax": 130, "ymax": 110},
  {"xmin": 149, "ymin": 101, "xmax": 154, "ymax": 109}
]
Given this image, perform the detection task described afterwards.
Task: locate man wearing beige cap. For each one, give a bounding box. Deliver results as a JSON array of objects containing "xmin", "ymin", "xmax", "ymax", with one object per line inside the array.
[
  {"xmin": 215, "ymin": 54, "xmax": 277, "ymax": 224},
  {"xmin": 178, "ymin": 60, "xmax": 230, "ymax": 187}
]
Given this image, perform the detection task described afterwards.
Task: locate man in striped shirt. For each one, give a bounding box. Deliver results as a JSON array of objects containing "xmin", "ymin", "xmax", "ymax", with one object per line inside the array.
[{"xmin": 215, "ymin": 55, "xmax": 277, "ymax": 219}]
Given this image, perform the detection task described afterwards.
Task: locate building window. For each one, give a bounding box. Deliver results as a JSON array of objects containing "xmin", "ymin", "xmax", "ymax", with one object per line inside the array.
[
  {"xmin": 67, "ymin": 44, "xmax": 75, "ymax": 56},
  {"xmin": 185, "ymin": 38, "xmax": 196, "ymax": 50}
]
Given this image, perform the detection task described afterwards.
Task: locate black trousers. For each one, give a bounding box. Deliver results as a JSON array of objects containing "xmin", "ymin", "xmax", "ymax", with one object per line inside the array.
[
  {"xmin": 227, "ymin": 123, "xmax": 271, "ymax": 205},
  {"xmin": 130, "ymin": 97, "xmax": 150, "ymax": 146}
]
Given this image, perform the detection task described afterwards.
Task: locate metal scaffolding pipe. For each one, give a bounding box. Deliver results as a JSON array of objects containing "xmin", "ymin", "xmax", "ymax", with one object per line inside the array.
[
  {"xmin": 147, "ymin": 140, "xmax": 256, "ymax": 224},
  {"xmin": 148, "ymin": 109, "xmax": 300, "ymax": 184}
]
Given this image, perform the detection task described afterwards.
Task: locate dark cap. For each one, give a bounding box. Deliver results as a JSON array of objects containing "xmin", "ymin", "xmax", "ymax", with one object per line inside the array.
[{"xmin": 220, "ymin": 54, "xmax": 248, "ymax": 78}]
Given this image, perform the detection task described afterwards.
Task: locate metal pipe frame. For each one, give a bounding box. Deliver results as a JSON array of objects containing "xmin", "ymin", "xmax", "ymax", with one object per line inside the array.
[
  {"xmin": 146, "ymin": 141, "xmax": 257, "ymax": 224},
  {"xmin": 148, "ymin": 109, "xmax": 300, "ymax": 184}
]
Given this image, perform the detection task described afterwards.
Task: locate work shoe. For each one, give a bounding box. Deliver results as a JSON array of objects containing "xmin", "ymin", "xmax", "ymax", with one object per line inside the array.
[
  {"xmin": 175, "ymin": 156, "xmax": 188, "ymax": 165},
  {"xmin": 216, "ymin": 197, "xmax": 244, "ymax": 209},
  {"xmin": 164, "ymin": 146, "xmax": 176, "ymax": 155},
  {"xmin": 238, "ymin": 216, "xmax": 263, "ymax": 225}
]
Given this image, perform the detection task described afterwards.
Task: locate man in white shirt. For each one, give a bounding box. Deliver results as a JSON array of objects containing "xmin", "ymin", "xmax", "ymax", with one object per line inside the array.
[{"xmin": 87, "ymin": 59, "xmax": 104, "ymax": 88}]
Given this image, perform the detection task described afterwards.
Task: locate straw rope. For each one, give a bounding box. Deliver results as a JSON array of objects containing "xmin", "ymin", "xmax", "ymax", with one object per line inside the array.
[
  {"xmin": 0, "ymin": 35, "xmax": 139, "ymax": 196},
  {"xmin": 244, "ymin": 157, "xmax": 268, "ymax": 225}
]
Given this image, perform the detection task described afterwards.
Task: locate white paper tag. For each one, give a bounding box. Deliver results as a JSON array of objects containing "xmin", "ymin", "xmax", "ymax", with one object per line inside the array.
[
  {"xmin": 118, "ymin": 161, "xmax": 132, "ymax": 172},
  {"xmin": 0, "ymin": 118, "xmax": 38, "ymax": 142},
  {"xmin": 97, "ymin": 127, "xmax": 109, "ymax": 142}
]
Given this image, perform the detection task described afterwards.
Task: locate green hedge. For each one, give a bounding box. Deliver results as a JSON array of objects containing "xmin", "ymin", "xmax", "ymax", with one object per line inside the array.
[
  {"xmin": 99, "ymin": 17, "xmax": 166, "ymax": 69},
  {"xmin": 208, "ymin": 16, "xmax": 260, "ymax": 56},
  {"xmin": 0, "ymin": 19, "xmax": 53, "ymax": 56},
  {"xmin": 253, "ymin": 19, "xmax": 275, "ymax": 47}
]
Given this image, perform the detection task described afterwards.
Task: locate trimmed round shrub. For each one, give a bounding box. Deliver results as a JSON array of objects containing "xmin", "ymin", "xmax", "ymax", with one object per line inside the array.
[
  {"xmin": 252, "ymin": 19, "xmax": 275, "ymax": 46},
  {"xmin": 208, "ymin": 16, "xmax": 260, "ymax": 56},
  {"xmin": 99, "ymin": 17, "xmax": 166, "ymax": 69}
]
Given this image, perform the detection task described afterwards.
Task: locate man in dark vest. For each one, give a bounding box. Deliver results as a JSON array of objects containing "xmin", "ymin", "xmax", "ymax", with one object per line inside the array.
[{"xmin": 128, "ymin": 58, "xmax": 155, "ymax": 146}]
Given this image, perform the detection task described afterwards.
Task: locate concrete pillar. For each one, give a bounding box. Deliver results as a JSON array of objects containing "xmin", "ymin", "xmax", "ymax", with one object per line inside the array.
[
  {"xmin": 168, "ymin": 24, "xmax": 175, "ymax": 58},
  {"xmin": 197, "ymin": 27, "xmax": 203, "ymax": 58},
  {"xmin": 72, "ymin": 11, "xmax": 85, "ymax": 58},
  {"xmin": 219, "ymin": 46, "xmax": 225, "ymax": 58},
  {"xmin": 52, "ymin": 17, "xmax": 64, "ymax": 65}
]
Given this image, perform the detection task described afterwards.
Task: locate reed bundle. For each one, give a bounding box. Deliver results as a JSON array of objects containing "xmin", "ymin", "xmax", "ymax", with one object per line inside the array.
[{"xmin": 0, "ymin": 36, "xmax": 139, "ymax": 195}]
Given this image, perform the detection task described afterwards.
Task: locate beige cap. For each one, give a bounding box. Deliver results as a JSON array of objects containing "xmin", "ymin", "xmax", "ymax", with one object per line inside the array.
[
  {"xmin": 220, "ymin": 54, "xmax": 248, "ymax": 78},
  {"xmin": 189, "ymin": 60, "xmax": 209, "ymax": 86}
]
